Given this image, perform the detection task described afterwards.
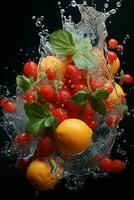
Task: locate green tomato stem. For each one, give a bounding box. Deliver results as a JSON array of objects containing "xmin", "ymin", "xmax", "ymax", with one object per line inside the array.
[{"xmin": 87, "ymin": 71, "xmax": 94, "ymax": 96}]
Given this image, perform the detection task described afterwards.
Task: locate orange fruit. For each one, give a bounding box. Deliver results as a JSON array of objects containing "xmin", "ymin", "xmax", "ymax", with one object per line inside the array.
[
  {"xmin": 55, "ymin": 119, "xmax": 93, "ymax": 156},
  {"xmin": 110, "ymin": 57, "xmax": 120, "ymax": 76},
  {"xmin": 27, "ymin": 160, "xmax": 59, "ymax": 191},
  {"xmin": 108, "ymin": 83, "xmax": 125, "ymax": 104},
  {"xmin": 38, "ymin": 56, "xmax": 66, "ymax": 76}
]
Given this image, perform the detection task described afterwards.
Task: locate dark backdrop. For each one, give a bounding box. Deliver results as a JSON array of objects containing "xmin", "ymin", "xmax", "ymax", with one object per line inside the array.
[{"xmin": 0, "ymin": 0, "xmax": 134, "ymax": 199}]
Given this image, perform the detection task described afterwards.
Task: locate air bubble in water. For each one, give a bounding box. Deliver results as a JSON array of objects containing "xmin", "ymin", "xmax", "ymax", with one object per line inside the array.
[
  {"xmin": 40, "ymin": 16, "xmax": 44, "ymax": 21},
  {"xmin": 116, "ymin": 2, "xmax": 121, "ymax": 8},
  {"xmin": 104, "ymin": 3, "xmax": 109, "ymax": 9},
  {"xmin": 71, "ymin": 0, "xmax": 77, "ymax": 7}
]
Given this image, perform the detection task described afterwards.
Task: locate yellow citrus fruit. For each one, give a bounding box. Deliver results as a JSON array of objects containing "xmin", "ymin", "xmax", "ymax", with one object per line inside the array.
[
  {"xmin": 27, "ymin": 160, "xmax": 59, "ymax": 191},
  {"xmin": 110, "ymin": 57, "xmax": 120, "ymax": 76},
  {"xmin": 38, "ymin": 55, "xmax": 66, "ymax": 76},
  {"xmin": 108, "ymin": 83, "xmax": 125, "ymax": 104},
  {"xmin": 55, "ymin": 119, "xmax": 93, "ymax": 156}
]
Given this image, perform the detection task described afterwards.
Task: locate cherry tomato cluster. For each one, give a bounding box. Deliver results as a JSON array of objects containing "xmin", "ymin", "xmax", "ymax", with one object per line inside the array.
[
  {"xmin": 107, "ymin": 39, "xmax": 133, "ymax": 84},
  {"xmin": 99, "ymin": 157, "xmax": 125, "ymax": 174},
  {"xmin": 12, "ymin": 132, "xmax": 56, "ymax": 161}
]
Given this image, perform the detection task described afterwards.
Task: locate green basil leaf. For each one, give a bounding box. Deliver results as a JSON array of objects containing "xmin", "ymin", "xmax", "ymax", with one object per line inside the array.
[
  {"xmin": 45, "ymin": 116, "xmax": 54, "ymax": 127},
  {"xmin": 74, "ymin": 37, "xmax": 92, "ymax": 51},
  {"xmin": 50, "ymin": 29, "xmax": 98, "ymax": 69},
  {"xmin": 42, "ymin": 103, "xmax": 51, "ymax": 116},
  {"xmin": 94, "ymin": 89, "xmax": 110, "ymax": 100},
  {"xmin": 50, "ymin": 29, "xmax": 76, "ymax": 56},
  {"xmin": 72, "ymin": 90, "xmax": 88, "ymax": 105},
  {"xmin": 26, "ymin": 119, "xmax": 46, "ymax": 135},
  {"xmin": 16, "ymin": 75, "xmax": 32, "ymax": 91},
  {"xmin": 45, "ymin": 116, "xmax": 58, "ymax": 129},
  {"xmin": 24, "ymin": 103, "xmax": 50, "ymax": 119},
  {"xmin": 89, "ymin": 95, "xmax": 106, "ymax": 115}
]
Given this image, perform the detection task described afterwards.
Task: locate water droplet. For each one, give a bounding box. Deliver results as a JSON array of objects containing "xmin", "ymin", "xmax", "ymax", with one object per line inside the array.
[
  {"xmin": 120, "ymin": 129, "xmax": 124, "ymax": 134},
  {"xmin": 40, "ymin": 16, "xmax": 44, "ymax": 21},
  {"xmin": 60, "ymin": 9, "xmax": 65, "ymax": 14},
  {"xmin": 38, "ymin": 32, "xmax": 43, "ymax": 37},
  {"xmin": 35, "ymin": 190, "xmax": 39, "ymax": 197},
  {"xmin": 36, "ymin": 20, "xmax": 42, "ymax": 27},
  {"xmin": 126, "ymin": 111, "xmax": 131, "ymax": 117},
  {"xmin": 71, "ymin": 0, "xmax": 77, "ymax": 7},
  {"xmin": 41, "ymin": 25, "xmax": 45, "ymax": 29},
  {"xmin": 83, "ymin": 1, "xmax": 87, "ymax": 6},
  {"xmin": 57, "ymin": 1, "xmax": 61, "ymax": 6},
  {"xmin": 104, "ymin": 3, "xmax": 109, "ymax": 9},
  {"xmin": 116, "ymin": 2, "xmax": 121, "ymax": 8},
  {"xmin": 32, "ymin": 16, "xmax": 36, "ymax": 20},
  {"xmin": 110, "ymin": 9, "xmax": 116, "ymax": 15}
]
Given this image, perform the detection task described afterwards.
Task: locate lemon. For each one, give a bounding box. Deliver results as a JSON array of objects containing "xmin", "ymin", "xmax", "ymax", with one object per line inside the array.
[
  {"xmin": 110, "ymin": 57, "xmax": 120, "ymax": 76},
  {"xmin": 27, "ymin": 160, "xmax": 59, "ymax": 191},
  {"xmin": 55, "ymin": 119, "xmax": 93, "ymax": 156},
  {"xmin": 38, "ymin": 55, "xmax": 66, "ymax": 76},
  {"xmin": 108, "ymin": 83, "xmax": 125, "ymax": 104}
]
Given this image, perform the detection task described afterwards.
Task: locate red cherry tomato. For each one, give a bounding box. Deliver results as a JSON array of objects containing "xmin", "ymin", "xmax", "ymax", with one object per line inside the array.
[
  {"xmin": 107, "ymin": 51, "xmax": 118, "ymax": 64},
  {"xmin": 99, "ymin": 157, "xmax": 113, "ymax": 172},
  {"xmin": 23, "ymin": 61, "xmax": 38, "ymax": 79},
  {"xmin": 0, "ymin": 98, "xmax": 9, "ymax": 107},
  {"xmin": 112, "ymin": 159, "xmax": 125, "ymax": 174},
  {"xmin": 22, "ymin": 91, "xmax": 36, "ymax": 103},
  {"xmin": 39, "ymin": 84, "xmax": 54, "ymax": 102},
  {"xmin": 107, "ymin": 115, "xmax": 118, "ymax": 126},
  {"xmin": 108, "ymin": 39, "xmax": 118, "ymax": 49},
  {"xmin": 123, "ymin": 74, "xmax": 133, "ymax": 84},
  {"xmin": 46, "ymin": 69, "xmax": 57, "ymax": 80},
  {"xmin": 13, "ymin": 132, "xmax": 32, "ymax": 145},
  {"xmin": 37, "ymin": 136, "xmax": 56, "ymax": 159},
  {"xmin": 59, "ymin": 89, "xmax": 71, "ymax": 105},
  {"xmin": 88, "ymin": 120, "xmax": 98, "ymax": 130},
  {"xmin": 4, "ymin": 101, "xmax": 17, "ymax": 113}
]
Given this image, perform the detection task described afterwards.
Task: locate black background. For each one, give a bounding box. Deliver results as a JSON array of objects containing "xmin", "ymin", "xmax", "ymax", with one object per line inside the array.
[{"xmin": 0, "ymin": 0, "xmax": 134, "ymax": 199}]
